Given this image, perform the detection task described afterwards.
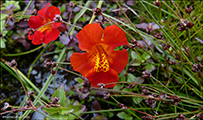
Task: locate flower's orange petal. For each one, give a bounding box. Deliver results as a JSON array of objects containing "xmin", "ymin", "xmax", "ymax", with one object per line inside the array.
[
  {"xmin": 44, "ymin": 28, "xmax": 60, "ymax": 44},
  {"xmin": 103, "ymin": 25, "xmax": 128, "ymax": 51},
  {"xmin": 47, "ymin": 6, "xmax": 61, "ymax": 21},
  {"xmin": 77, "ymin": 23, "xmax": 103, "ymax": 52},
  {"xmin": 108, "ymin": 49, "xmax": 128, "ymax": 73},
  {"xmin": 31, "ymin": 31, "xmax": 44, "ymax": 45},
  {"xmin": 38, "ymin": 3, "xmax": 50, "ymax": 19},
  {"xmin": 86, "ymin": 68, "xmax": 118, "ymax": 88},
  {"xmin": 28, "ymin": 16, "xmax": 43, "ymax": 29},
  {"xmin": 70, "ymin": 52, "xmax": 94, "ymax": 76}
]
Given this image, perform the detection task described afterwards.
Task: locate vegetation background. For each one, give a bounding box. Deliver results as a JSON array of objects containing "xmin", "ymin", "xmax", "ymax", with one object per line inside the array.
[{"xmin": 0, "ymin": 0, "xmax": 203, "ymax": 119}]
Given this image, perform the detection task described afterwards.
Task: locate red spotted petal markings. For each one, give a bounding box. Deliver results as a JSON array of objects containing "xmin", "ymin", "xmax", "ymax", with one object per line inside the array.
[
  {"xmin": 28, "ymin": 3, "xmax": 61, "ymax": 45},
  {"xmin": 70, "ymin": 23, "xmax": 129, "ymax": 88}
]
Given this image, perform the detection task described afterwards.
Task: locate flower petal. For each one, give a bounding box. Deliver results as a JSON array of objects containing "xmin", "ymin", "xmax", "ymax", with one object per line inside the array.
[
  {"xmin": 76, "ymin": 23, "xmax": 103, "ymax": 52},
  {"xmin": 70, "ymin": 52, "xmax": 94, "ymax": 76},
  {"xmin": 103, "ymin": 25, "xmax": 129, "ymax": 51},
  {"xmin": 108, "ymin": 49, "xmax": 128, "ymax": 73},
  {"xmin": 28, "ymin": 16, "xmax": 43, "ymax": 29},
  {"xmin": 28, "ymin": 31, "xmax": 33, "ymax": 40},
  {"xmin": 31, "ymin": 31, "xmax": 44, "ymax": 45},
  {"xmin": 47, "ymin": 6, "xmax": 61, "ymax": 21},
  {"xmin": 86, "ymin": 68, "xmax": 119, "ymax": 88},
  {"xmin": 38, "ymin": 3, "xmax": 50, "ymax": 19},
  {"xmin": 44, "ymin": 28, "xmax": 60, "ymax": 44},
  {"xmin": 52, "ymin": 22, "xmax": 61, "ymax": 28}
]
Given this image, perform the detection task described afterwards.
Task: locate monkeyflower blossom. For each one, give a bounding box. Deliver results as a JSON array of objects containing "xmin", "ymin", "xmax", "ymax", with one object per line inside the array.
[
  {"xmin": 28, "ymin": 3, "xmax": 61, "ymax": 45},
  {"xmin": 70, "ymin": 23, "xmax": 129, "ymax": 88}
]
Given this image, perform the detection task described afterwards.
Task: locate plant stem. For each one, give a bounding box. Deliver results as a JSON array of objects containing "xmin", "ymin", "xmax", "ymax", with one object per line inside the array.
[
  {"xmin": 18, "ymin": 0, "xmax": 33, "ymax": 21},
  {"xmin": 83, "ymin": 109, "xmax": 122, "ymax": 114},
  {"xmin": 14, "ymin": 67, "xmax": 35, "ymax": 109},
  {"xmin": 56, "ymin": 66, "xmax": 83, "ymax": 77},
  {"xmin": 4, "ymin": 44, "xmax": 45, "ymax": 56},
  {"xmin": 71, "ymin": 112, "xmax": 84, "ymax": 120},
  {"xmin": 62, "ymin": 20, "xmax": 82, "ymax": 29},
  {"xmin": 89, "ymin": 1, "xmax": 103, "ymax": 24},
  {"xmin": 92, "ymin": 87, "xmax": 167, "ymax": 101}
]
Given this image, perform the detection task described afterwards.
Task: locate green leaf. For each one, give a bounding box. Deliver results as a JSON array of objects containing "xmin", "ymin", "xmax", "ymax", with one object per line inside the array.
[
  {"xmin": 131, "ymin": 51, "xmax": 143, "ymax": 62},
  {"xmin": 108, "ymin": 112, "xmax": 114, "ymax": 118},
  {"xmin": 117, "ymin": 112, "xmax": 132, "ymax": 120},
  {"xmin": 65, "ymin": 97, "xmax": 71, "ymax": 107},
  {"xmin": 1, "ymin": 14, "xmax": 8, "ymax": 20},
  {"xmin": 130, "ymin": 62, "xmax": 141, "ymax": 66},
  {"xmin": 144, "ymin": 64, "xmax": 155, "ymax": 72},
  {"xmin": 125, "ymin": 114, "xmax": 133, "ymax": 120},
  {"xmin": 58, "ymin": 107, "xmax": 74, "ymax": 115},
  {"xmin": 117, "ymin": 112, "xmax": 126, "ymax": 119},
  {"xmin": 4, "ymin": 1, "xmax": 20, "ymax": 11},
  {"xmin": 133, "ymin": 97, "xmax": 143, "ymax": 104},
  {"xmin": 66, "ymin": 105, "xmax": 86, "ymax": 120},
  {"xmin": 52, "ymin": 84, "xmax": 66, "ymax": 106},
  {"xmin": 0, "ymin": 38, "xmax": 6, "ymax": 48},
  {"xmin": 113, "ymin": 84, "xmax": 122, "ymax": 90},
  {"xmin": 122, "ymin": 88, "xmax": 131, "ymax": 93},
  {"xmin": 142, "ymin": 52, "xmax": 151, "ymax": 61},
  {"xmin": 74, "ymin": 77, "xmax": 83, "ymax": 84},
  {"xmin": 42, "ymin": 107, "xmax": 58, "ymax": 114},
  {"xmin": 127, "ymin": 73, "xmax": 136, "ymax": 82},
  {"xmin": 94, "ymin": 115, "xmax": 107, "ymax": 120},
  {"xmin": 59, "ymin": 4, "xmax": 66, "ymax": 13},
  {"xmin": 48, "ymin": 113, "xmax": 69, "ymax": 120},
  {"xmin": 55, "ymin": 41, "xmax": 65, "ymax": 48}
]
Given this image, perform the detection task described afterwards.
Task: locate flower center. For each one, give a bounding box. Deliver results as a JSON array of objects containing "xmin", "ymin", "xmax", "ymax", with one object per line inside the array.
[
  {"xmin": 93, "ymin": 45, "xmax": 110, "ymax": 72},
  {"xmin": 38, "ymin": 19, "xmax": 52, "ymax": 33}
]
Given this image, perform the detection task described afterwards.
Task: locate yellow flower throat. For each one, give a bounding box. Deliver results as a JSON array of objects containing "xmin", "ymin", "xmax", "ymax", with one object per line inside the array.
[{"xmin": 93, "ymin": 44, "xmax": 110, "ymax": 72}]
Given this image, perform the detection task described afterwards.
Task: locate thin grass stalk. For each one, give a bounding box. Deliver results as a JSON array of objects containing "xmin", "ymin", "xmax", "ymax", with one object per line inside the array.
[
  {"xmin": 89, "ymin": 1, "xmax": 103, "ymax": 24},
  {"xmin": 18, "ymin": 0, "xmax": 33, "ymax": 21},
  {"xmin": 116, "ymin": 1, "xmax": 172, "ymax": 81},
  {"xmin": 4, "ymin": 44, "xmax": 46, "ymax": 56},
  {"xmin": 19, "ymin": 47, "xmax": 66, "ymax": 119}
]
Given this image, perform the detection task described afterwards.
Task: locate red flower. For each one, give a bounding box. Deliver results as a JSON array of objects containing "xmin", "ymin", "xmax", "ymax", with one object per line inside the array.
[
  {"xmin": 28, "ymin": 3, "xmax": 61, "ymax": 45},
  {"xmin": 70, "ymin": 23, "xmax": 129, "ymax": 88}
]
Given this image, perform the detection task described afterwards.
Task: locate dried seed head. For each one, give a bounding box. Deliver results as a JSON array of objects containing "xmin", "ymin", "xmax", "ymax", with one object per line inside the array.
[
  {"xmin": 51, "ymin": 68, "xmax": 56, "ymax": 76},
  {"xmin": 25, "ymin": 101, "xmax": 31, "ymax": 108},
  {"xmin": 122, "ymin": 106, "xmax": 127, "ymax": 110},
  {"xmin": 178, "ymin": 113, "xmax": 185, "ymax": 119},
  {"xmin": 2, "ymin": 102, "xmax": 10, "ymax": 110},
  {"xmin": 127, "ymin": 84, "xmax": 136, "ymax": 89},
  {"xmin": 51, "ymin": 62, "xmax": 57, "ymax": 67},
  {"xmin": 28, "ymin": 91, "xmax": 34, "ymax": 96},
  {"xmin": 154, "ymin": 0, "xmax": 160, "ymax": 7},
  {"xmin": 44, "ymin": 58, "xmax": 50, "ymax": 63},
  {"xmin": 142, "ymin": 70, "xmax": 151, "ymax": 78},
  {"xmin": 8, "ymin": 59, "xmax": 17, "ymax": 68},
  {"xmin": 141, "ymin": 86, "xmax": 146, "ymax": 89},
  {"xmin": 79, "ymin": 87, "xmax": 89, "ymax": 93},
  {"xmin": 118, "ymin": 103, "xmax": 125, "ymax": 107},
  {"xmin": 186, "ymin": 23, "xmax": 194, "ymax": 28},
  {"xmin": 97, "ymin": 83, "xmax": 105, "ymax": 88},
  {"xmin": 198, "ymin": 63, "xmax": 202, "ymax": 69},
  {"xmin": 93, "ymin": 8, "xmax": 102, "ymax": 15},
  {"xmin": 69, "ymin": 1, "xmax": 76, "ymax": 7},
  {"xmin": 51, "ymin": 96, "xmax": 60, "ymax": 104},
  {"xmin": 54, "ymin": 14, "xmax": 62, "ymax": 22},
  {"xmin": 82, "ymin": 77, "xmax": 91, "ymax": 88},
  {"xmin": 169, "ymin": 59, "xmax": 176, "ymax": 65},
  {"xmin": 161, "ymin": 43, "xmax": 168, "ymax": 50}
]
